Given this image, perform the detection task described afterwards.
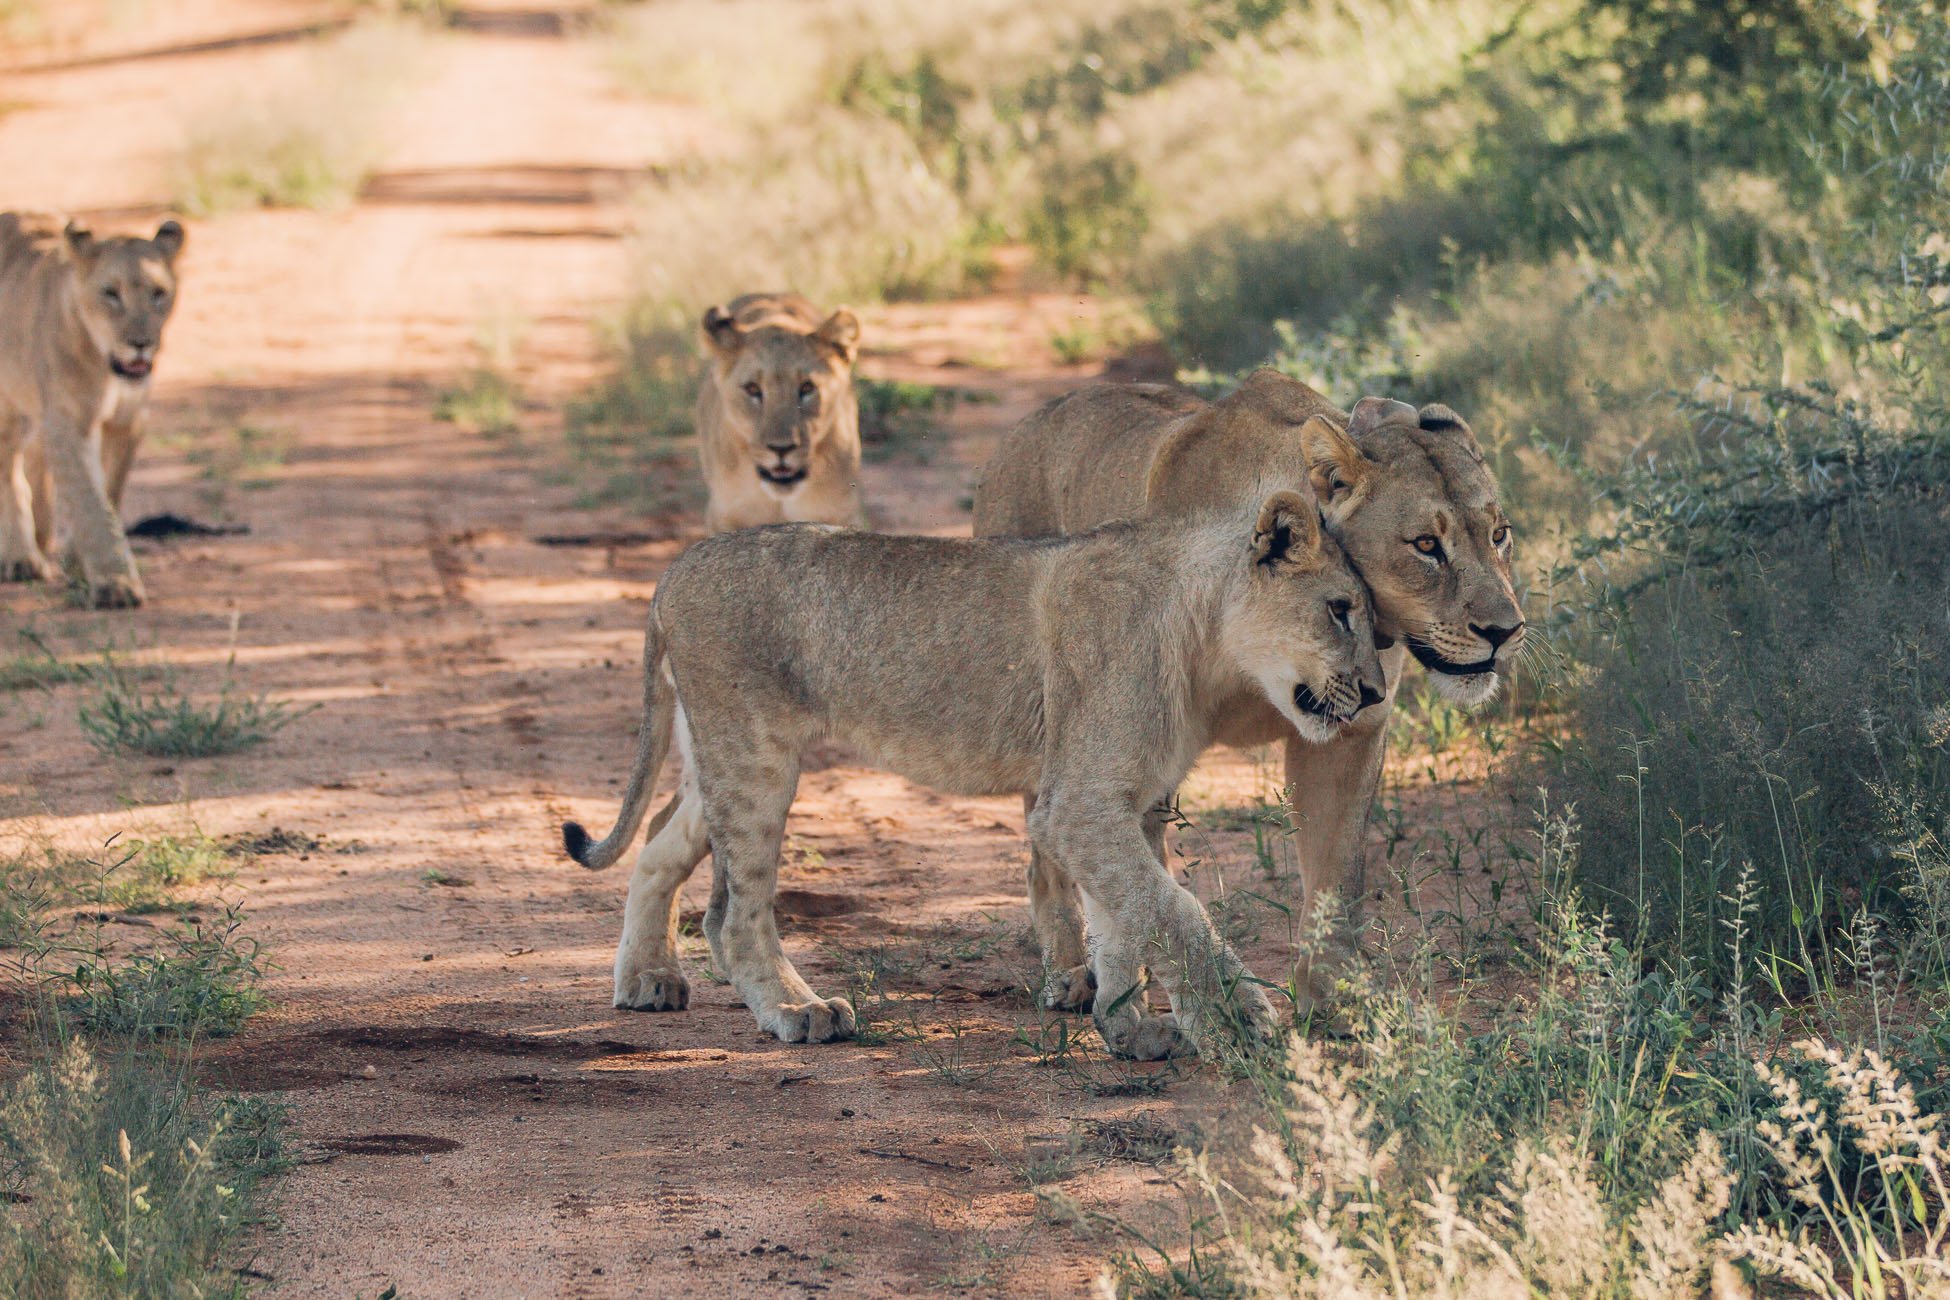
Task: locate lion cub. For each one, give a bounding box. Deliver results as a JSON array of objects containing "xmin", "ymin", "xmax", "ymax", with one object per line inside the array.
[
  {"xmin": 561, "ymin": 493, "xmax": 1386, "ymax": 1060},
  {"xmin": 0, "ymin": 213, "xmax": 185, "ymax": 607},
  {"xmin": 695, "ymin": 293, "xmax": 863, "ymax": 533}
]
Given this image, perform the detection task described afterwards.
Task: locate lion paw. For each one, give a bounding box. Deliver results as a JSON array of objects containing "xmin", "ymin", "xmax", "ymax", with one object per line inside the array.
[
  {"xmin": 86, "ymin": 572, "xmax": 144, "ymax": 609},
  {"xmin": 613, "ymin": 966, "xmax": 690, "ymax": 1012},
  {"xmin": 0, "ymin": 552, "xmax": 57, "ymax": 584},
  {"xmin": 1102, "ymin": 1013, "xmax": 1196, "ymax": 1061},
  {"xmin": 766, "ymin": 996, "xmax": 856, "ymax": 1044},
  {"xmin": 1042, "ymin": 962, "xmax": 1096, "ymax": 1014}
]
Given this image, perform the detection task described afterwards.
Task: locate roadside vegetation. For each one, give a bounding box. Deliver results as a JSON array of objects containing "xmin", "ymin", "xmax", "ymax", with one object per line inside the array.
[
  {"xmin": 0, "ymin": 832, "xmax": 282, "ymax": 1295},
  {"xmin": 170, "ymin": 19, "xmax": 426, "ymax": 215}
]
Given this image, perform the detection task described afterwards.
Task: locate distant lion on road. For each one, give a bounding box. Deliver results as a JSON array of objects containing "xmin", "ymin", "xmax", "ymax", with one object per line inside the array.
[
  {"xmin": 0, "ymin": 212, "xmax": 185, "ymax": 608},
  {"xmin": 695, "ymin": 293, "xmax": 864, "ymax": 533}
]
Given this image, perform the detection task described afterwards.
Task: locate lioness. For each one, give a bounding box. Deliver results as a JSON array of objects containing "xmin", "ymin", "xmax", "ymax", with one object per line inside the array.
[
  {"xmin": 696, "ymin": 293, "xmax": 863, "ymax": 533},
  {"xmin": 561, "ymin": 492, "xmax": 1386, "ymax": 1059},
  {"xmin": 0, "ymin": 213, "xmax": 185, "ymax": 608},
  {"xmin": 975, "ymin": 370, "xmax": 1523, "ymax": 1011}
]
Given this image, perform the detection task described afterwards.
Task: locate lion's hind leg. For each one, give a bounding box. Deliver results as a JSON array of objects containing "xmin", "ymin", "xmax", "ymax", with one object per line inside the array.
[{"xmin": 613, "ymin": 772, "xmax": 710, "ymax": 1012}]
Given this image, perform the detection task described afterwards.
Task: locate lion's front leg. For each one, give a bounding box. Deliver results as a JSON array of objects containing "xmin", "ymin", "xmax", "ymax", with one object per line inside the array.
[
  {"xmin": 42, "ymin": 402, "xmax": 142, "ymax": 607},
  {"xmin": 1033, "ymin": 792, "xmax": 1273, "ymax": 1060},
  {"xmin": 1282, "ymin": 650, "xmax": 1398, "ymax": 1008},
  {"xmin": 0, "ymin": 409, "xmax": 56, "ymax": 583}
]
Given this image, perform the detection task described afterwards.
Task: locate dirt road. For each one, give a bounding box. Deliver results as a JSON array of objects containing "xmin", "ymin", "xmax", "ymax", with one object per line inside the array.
[{"xmin": 0, "ymin": 5, "xmax": 1483, "ymax": 1295}]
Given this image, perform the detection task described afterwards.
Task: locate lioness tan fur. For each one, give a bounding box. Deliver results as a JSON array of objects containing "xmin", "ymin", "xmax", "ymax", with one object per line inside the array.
[
  {"xmin": 975, "ymin": 370, "xmax": 1524, "ymax": 1010},
  {"xmin": 560, "ymin": 494, "xmax": 1386, "ymax": 1059},
  {"xmin": 0, "ymin": 212, "xmax": 185, "ymax": 608},
  {"xmin": 696, "ymin": 292, "xmax": 863, "ymax": 533}
]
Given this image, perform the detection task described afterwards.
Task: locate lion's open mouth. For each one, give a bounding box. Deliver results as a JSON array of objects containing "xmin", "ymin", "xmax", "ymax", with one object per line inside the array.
[
  {"xmin": 110, "ymin": 357, "xmax": 152, "ymax": 380},
  {"xmin": 757, "ymin": 464, "xmax": 808, "ymax": 487},
  {"xmin": 1293, "ymin": 683, "xmax": 1350, "ymax": 725},
  {"xmin": 1405, "ymin": 638, "xmax": 1498, "ymax": 678}
]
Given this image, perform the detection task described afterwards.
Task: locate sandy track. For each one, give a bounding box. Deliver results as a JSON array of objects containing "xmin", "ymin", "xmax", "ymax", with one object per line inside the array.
[{"xmin": 0, "ymin": 5, "xmax": 1500, "ymax": 1295}]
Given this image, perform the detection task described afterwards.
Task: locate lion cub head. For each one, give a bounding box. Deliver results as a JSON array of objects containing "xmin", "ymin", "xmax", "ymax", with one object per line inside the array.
[
  {"xmin": 1227, "ymin": 491, "xmax": 1389, "ymax": 744},
  {"xmin": 1299, "ymin": 399, "xmax": 1524, "ymax": 708},
  {"xmin": 701, "ymin": 296, "xmax": 860, "ymax": 491},
  {"xmin": 65, "ymin": 219, "xmax": 184, "ymax": 383}
]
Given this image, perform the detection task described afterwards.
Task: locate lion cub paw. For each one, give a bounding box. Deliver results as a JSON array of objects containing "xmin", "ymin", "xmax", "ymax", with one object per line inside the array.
[
  {"xmin": 1042, "ymin": 963, "xmax": 1096, "ymax": 1014},
  {"xmin": 767, "ymin": 996, "xmax": 856, "ymax": 1045},
  {"xmin": 87, "ymin": 572, "xmax": 145, "ymax": 609},
  {"xmin": 1102, "ymin": 1013, "xmax": 1196, "ymax": 1061},
  {"xmin": 613, "ymin": 967, "xmax": 690, "ymax": 1012},
  {"xmin": 0, "ymin": 553, "xmax": 58, "ymax": 584}
]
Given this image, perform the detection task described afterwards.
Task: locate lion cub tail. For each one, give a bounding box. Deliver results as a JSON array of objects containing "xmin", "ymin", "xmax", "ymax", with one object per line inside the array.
[{"xmin": 562, "ymin": 609, "xmax": 677, "ymax": 871}]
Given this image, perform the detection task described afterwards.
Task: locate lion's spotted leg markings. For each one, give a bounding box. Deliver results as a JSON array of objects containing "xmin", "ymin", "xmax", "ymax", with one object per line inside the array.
[
  {"xmin": 696, "ymin": 740, "xmax": 855, "ymax": 1045},
  {"xmin": 612, "ymin": 778, "xmax": 710, "ymax": 1012}
]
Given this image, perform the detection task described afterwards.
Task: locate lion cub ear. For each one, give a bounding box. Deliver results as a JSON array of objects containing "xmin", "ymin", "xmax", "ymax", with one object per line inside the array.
[
  {"xmin": 153, "ymin": 220, "xmax": 185, "ymax": 262},
  {"xmin": 813, "ymin": 308, "xmax": 861, "ymax": 366},
  {"xmin": 63, "ymin": 220, "xmax": 96, "ymax": 261},
  {"xmin": 700, "ymin": 304, "xmax": 743, "ymax": 360},
  {"xmin": 1297, "ymin": 415, "xmax": 1374, "ymax": 509},
  {"xmin": 1250, "ymin": 490, "xmax": 1323, "ymax": 569}
]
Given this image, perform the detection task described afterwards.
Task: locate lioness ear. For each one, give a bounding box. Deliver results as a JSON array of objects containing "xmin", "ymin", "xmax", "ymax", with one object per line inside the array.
[
  {"xmin": 63, "ymin": 220, "xmax": 95, "ymax": 260},
  {"xmin": 1297, "ymin": 415, "xmax": 1374, "ymax": 508},
  {"xmin": 1250, "ymin": 490, "xmax": 1321, "ymax": 569},
  {"xmin": 813, "ymin": 308, "xmax": 861, "ymax": 366},
  {"xmin": 1417, "ymin": 402, "xmax": 1487, "ymax": 465},
  {"xmin": 700, "ymin": 304, "xmax": 742, "ymax": 360},
  {"xmin": 1345, "ymin": 395, "xmax": 1419, "ymax": 440},
  {"xmin": 153, "ymin": 220, "xmax": 185, "ymax": 261}
]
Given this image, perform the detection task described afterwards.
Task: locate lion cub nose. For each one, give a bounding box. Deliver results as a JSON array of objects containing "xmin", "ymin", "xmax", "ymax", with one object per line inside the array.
[{"xmin": 1357, "ymin": 680, "xmax": 1384, "ymax": 710}]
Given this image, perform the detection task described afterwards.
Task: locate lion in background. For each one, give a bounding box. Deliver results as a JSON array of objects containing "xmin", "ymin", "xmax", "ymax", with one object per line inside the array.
[
  {"xmin": 976, "ymin": 369, "xmax": 1525, "ymax": 1011},
  {"xmin": 0, "ymin": 212, "xmax": 185, "ymax": 608},
  {"xmin": 695, "ymin": 293, "xmax": 864, "ymax": 533}
]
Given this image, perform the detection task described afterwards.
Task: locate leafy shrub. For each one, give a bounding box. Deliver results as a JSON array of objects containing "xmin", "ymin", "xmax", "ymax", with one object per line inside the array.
[
  {"xmin": 77, "ymin": 645, "xmax": 308, "ymax": 759},
  {"xmin": 65, "ymin": 908, "xmax": 267, "ymax": 1039}
]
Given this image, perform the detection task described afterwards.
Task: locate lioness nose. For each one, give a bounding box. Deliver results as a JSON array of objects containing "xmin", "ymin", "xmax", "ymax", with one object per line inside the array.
[
  {"xmin": 1357, "ymin": 680, "xmax": 1384, "ymax": 710},
  {"xmin": 1472, "ymin": 621, "xmax": 1522, "ymax": 651}
]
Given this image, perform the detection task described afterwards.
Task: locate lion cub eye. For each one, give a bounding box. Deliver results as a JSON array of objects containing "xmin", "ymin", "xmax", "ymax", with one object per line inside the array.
[
  {"xmin": 1327, "ymin": 599, "xmax": 1353, "ymax": 633},
  {"xmin": 798, "ymin": 379, "xmax": 817, "ymax": 403},
  {"xmin": 1411, "ymin": 535, "xmax": 1443, "ymax": 558},
  {"xmin": 101, "ymin": 286, "xmax": 122, "ymax": 307},
  {"xmin": 742, "ymin": 380, "xmax": 763, "ymax": 402}
]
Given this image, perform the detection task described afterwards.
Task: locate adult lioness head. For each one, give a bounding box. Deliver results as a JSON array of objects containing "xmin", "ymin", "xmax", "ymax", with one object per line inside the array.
[
  {"xmin": 1232, "ymin": 491, "xmax": 1388, "ymax": 743},
  {"xmin": 1298, "ymin": 396, "xmax": 1524, "ymax": 707},
  {"xmin": 701, "ymin": 298, "xmax": 860, "ymax": 490},
  {"xmin": 65, "ymin": 219, "xmax": 184, "ymax": 382}
]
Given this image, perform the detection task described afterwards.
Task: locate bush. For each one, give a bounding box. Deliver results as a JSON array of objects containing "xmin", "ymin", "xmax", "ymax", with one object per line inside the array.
[{"xmin": 77, "ymin": 644, "xmax": 308, "ymax": 759}]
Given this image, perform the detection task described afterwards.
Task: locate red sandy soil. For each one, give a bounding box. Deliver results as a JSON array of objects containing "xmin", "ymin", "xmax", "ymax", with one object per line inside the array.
[{"xmin": 0, "ymin": 5, "xmax": 1513, "ymax": 1295}]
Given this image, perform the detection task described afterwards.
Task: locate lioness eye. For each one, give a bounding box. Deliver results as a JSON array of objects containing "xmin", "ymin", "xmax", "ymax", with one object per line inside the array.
[
  {"xmin": 151, "ymin": 287, "xmax": 167, "ymax": 305},
  {"xmin": 1492, "ymin": 524, "xmax": 1511, "ymax": 546},
  {"xmin": 1411, "ymin": 535, "xmax": 1442, "ymax": 558},
  {"xmin": 742, "ymin": 380, "xmax": 762, "ymax": 401},
  {"xmin": 1328, "ymin": 599, "xmax": 1353, "ymax": 633},
  {"xmin": 101, "ymin": 287, "xmax": 122, "ymax": 307}
]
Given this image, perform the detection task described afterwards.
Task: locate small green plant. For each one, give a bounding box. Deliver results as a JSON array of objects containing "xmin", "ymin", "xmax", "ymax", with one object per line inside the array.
[
  {"xmin": 77, "ymin": 640, "xmax": 309, "ymax": 759},
  {"xmin": 0, "ymin": 633, "xmax": 87, "ymax": 692},
  {"xmin": 434, "ymin": 368, "xmax": 522, "ymax": 438},
  {"xmin": 66, "ymin": 907, "xmax": 267, "ymax": 1040}
]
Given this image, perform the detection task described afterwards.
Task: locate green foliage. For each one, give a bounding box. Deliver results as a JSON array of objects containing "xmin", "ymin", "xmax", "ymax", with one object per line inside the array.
[
  {"xmin": 77, "ymin": 645, "xmax": 308, "ymax": 759},
  {"xmin": 434, "ymin": 368, "xmax": 522, "ymax": 438},
  {"xmin": 0, "ymin": 1041, "xmax": 286, "ymax": 1297},
  {"xmin": 65, "ymin": 908, "xmax": 268, "ymax": 1039}
]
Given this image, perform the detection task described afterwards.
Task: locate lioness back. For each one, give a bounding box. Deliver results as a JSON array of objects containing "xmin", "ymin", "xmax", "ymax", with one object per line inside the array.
[
  {"xmin": 0, "ymin": 212, "xmax": 184, "ymax": 607},
  {"xmin": 695, "ymin": 292, "xmax": 864, "ymax": 534}
]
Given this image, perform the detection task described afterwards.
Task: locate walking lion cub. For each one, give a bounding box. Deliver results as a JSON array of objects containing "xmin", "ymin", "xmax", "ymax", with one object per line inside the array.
[
  {"xmin": 561, "ymin": 494, "xmax": 1386, "ymax": 1059},
  {"xmin": 0, "ymin": 213, "xmax": 185, "ymax": 607}
]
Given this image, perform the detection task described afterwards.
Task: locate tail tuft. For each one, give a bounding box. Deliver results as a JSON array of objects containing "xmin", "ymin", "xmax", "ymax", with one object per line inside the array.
[{"xmin": 562, "ymin": 821, "xmax": 593, "ymax": 866}]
